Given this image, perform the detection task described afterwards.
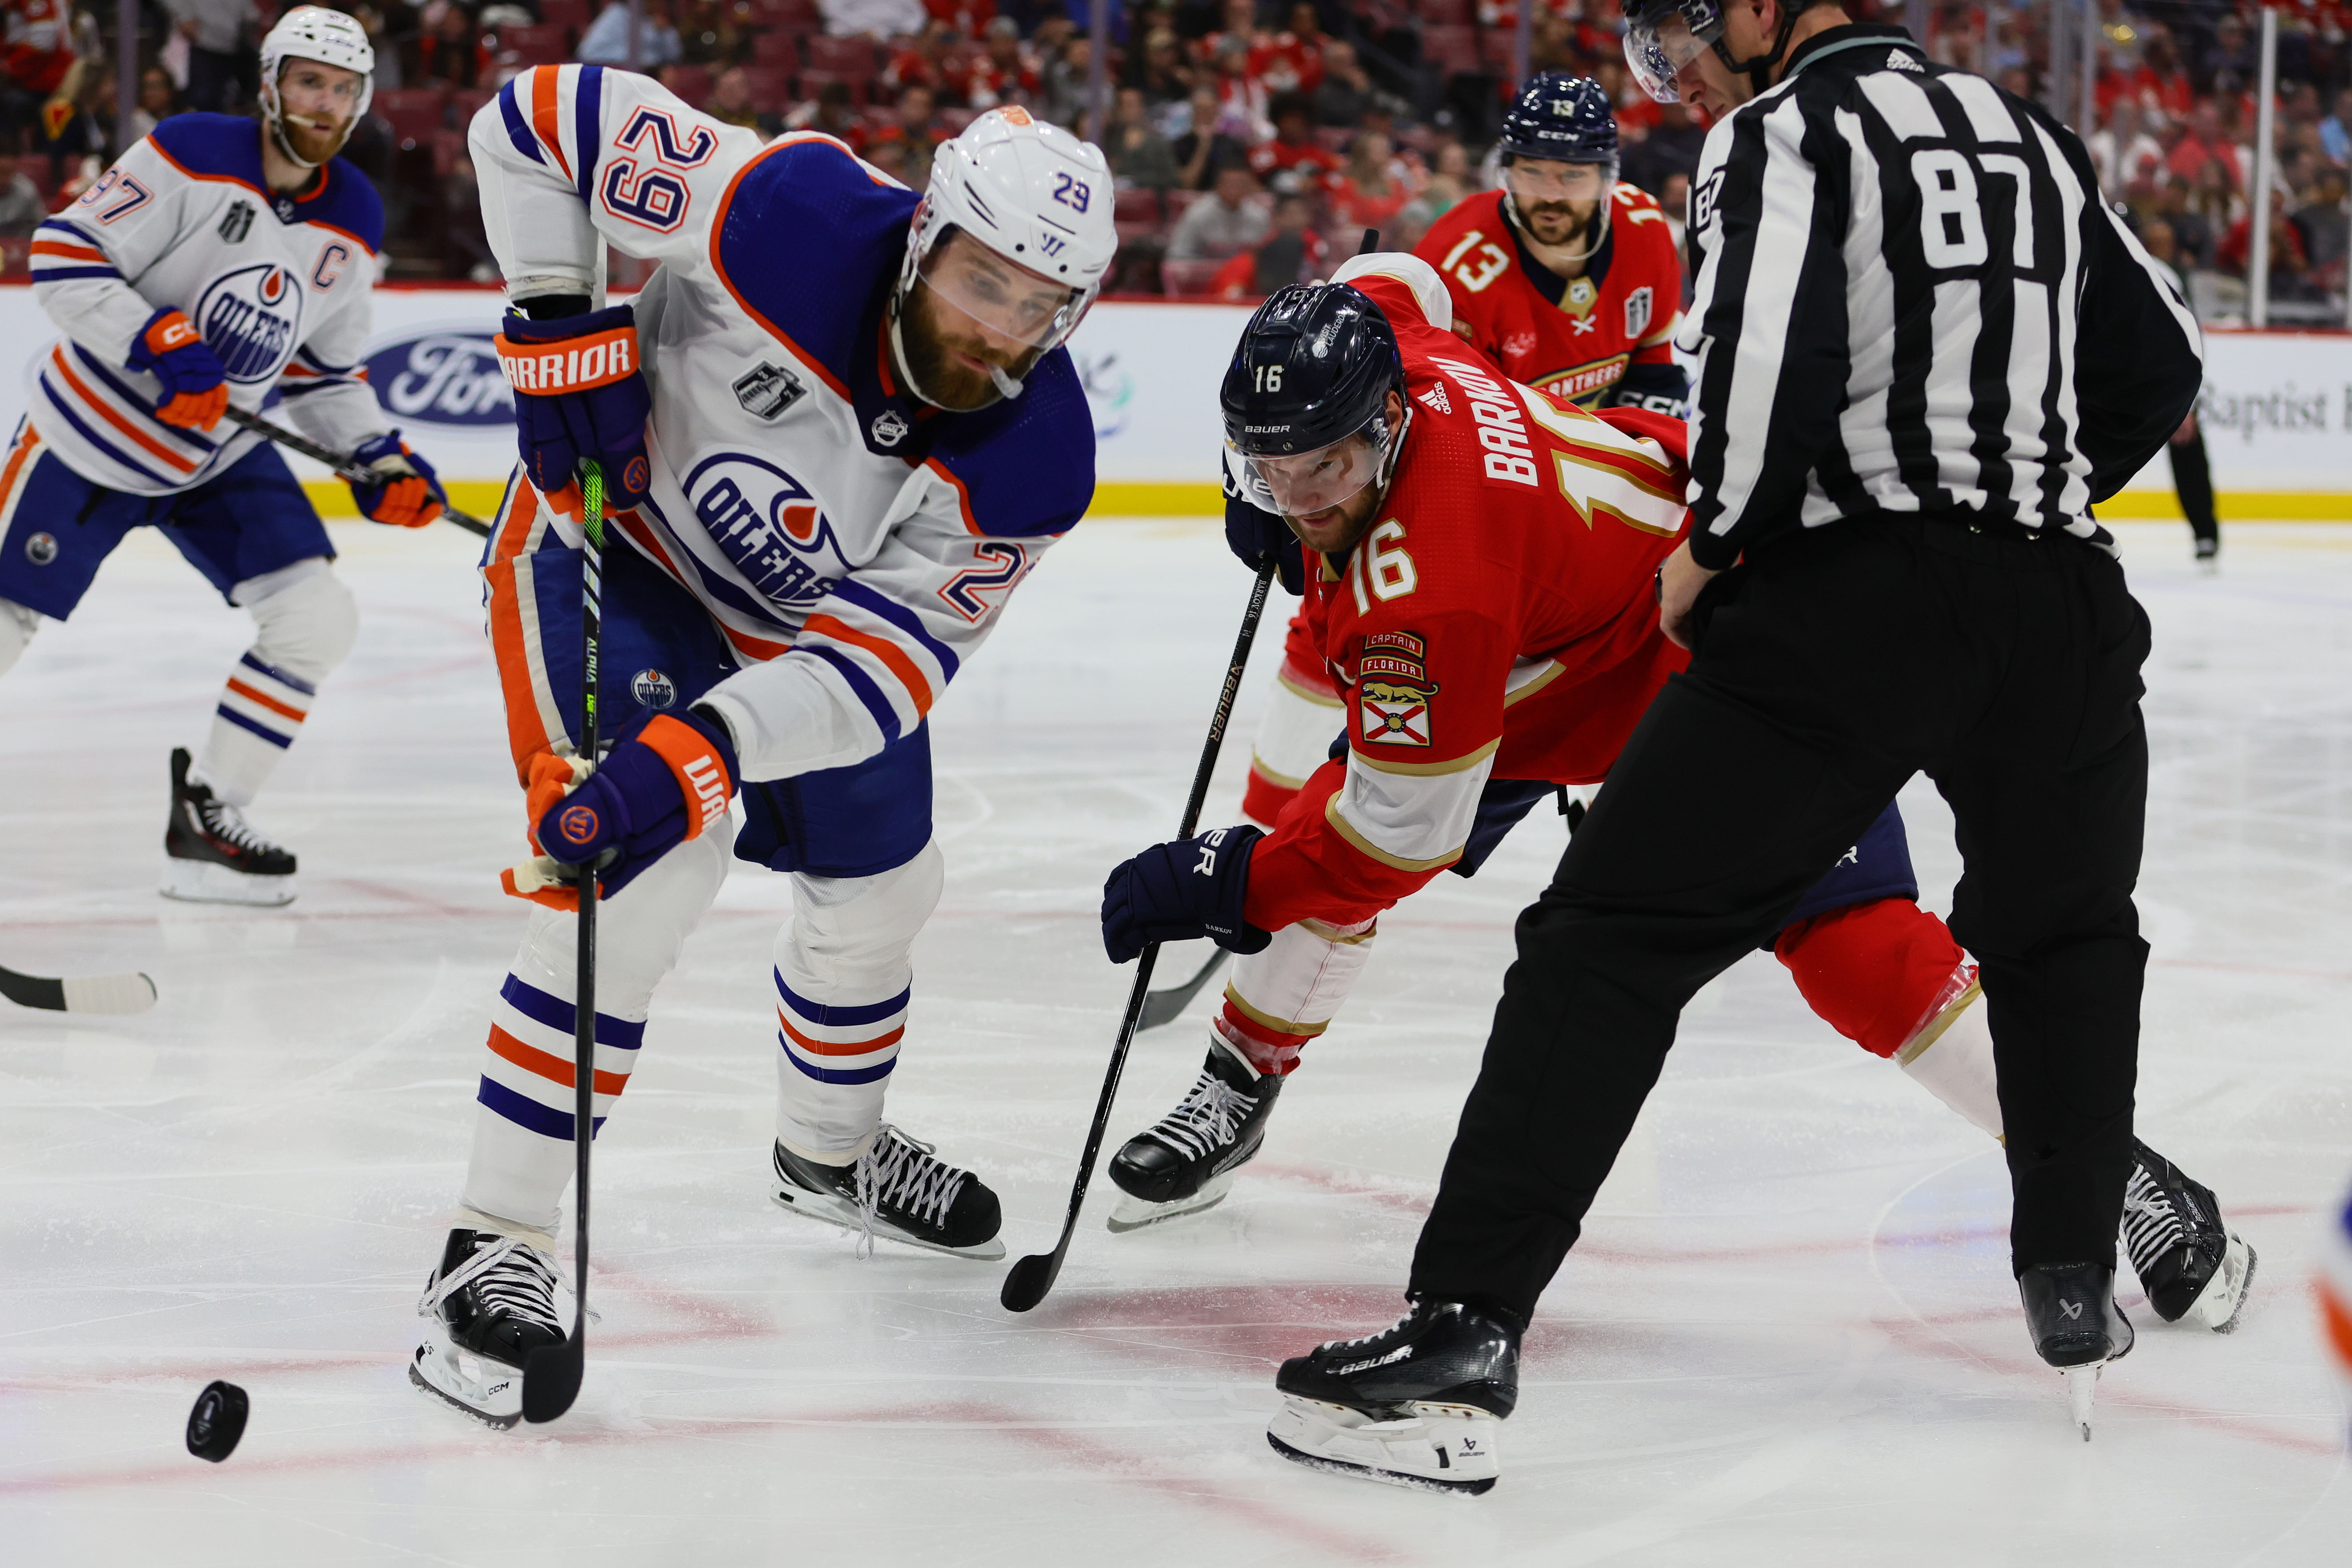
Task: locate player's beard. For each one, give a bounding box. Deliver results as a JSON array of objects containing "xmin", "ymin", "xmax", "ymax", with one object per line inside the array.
[
  {"xmin": 275, "ymin": 109, "xmax": 350, "ymax": 168},
  {"xmin": 895, "ymin": 284, "xmax": 1039, "ymax": 413},
  {"xmin": 1520, "ymin": 199, "xmax": 1600, "ymax": 255}
]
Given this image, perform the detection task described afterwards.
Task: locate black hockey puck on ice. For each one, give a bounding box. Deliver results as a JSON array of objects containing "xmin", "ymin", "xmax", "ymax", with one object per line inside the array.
[{"xmin": 186, "ymin": 1380, "xmax": 249, "ymax": 1463}]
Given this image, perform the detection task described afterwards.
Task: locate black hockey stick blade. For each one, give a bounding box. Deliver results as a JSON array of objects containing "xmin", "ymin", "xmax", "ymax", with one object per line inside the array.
[
  {"xmin": 521, "ymin": 1338, "xmax": 584, "ymax": 1423},
  {"xmin": 1360, "ymin": 226, "xmax": 1381, "ymax": 254},
  {"xmin": 0, "ymin": 962, "xmax": 156, "ymax": 1014},
  {"xmin": 1138, "ymin": 947, "xmax": 1230, "ymax": 1031},
  {"xmin": 219, "ymin": 406, "xmax": 494, "ymax": 538},
  {"xmin": 1002, "ymin": 559, "xmax": 1278, "ymax": 1314}
]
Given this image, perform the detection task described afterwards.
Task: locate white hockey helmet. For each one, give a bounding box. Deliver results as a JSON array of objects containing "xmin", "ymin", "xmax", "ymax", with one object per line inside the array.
[
  {"xmin": 895, "ymin": 107, "xmax": 1117, "ymax": 388},
  {"xmin": 260, "ymin": 6, "xmax": 376, "ymax": 166}
]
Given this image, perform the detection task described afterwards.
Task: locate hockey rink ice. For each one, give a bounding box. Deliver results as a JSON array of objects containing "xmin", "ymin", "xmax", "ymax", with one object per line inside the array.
[{"xmin": 1, "ymin": 514, "xmax": 2346, "ymax": 1565}]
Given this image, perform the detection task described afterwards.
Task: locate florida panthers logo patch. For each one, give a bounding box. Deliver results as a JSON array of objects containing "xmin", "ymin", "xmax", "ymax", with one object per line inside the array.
[
  {"xmin": 194, "ymin": 263, "xmax": 304, "ymax": 383},
  {"xmin": 1357, "ymin": 630, "xmax": 1436, "ymax": 748}
]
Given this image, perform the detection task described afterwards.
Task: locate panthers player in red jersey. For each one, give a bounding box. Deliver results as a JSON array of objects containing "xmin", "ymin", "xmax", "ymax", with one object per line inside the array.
[
  {"xmin": 1415, "ymin": 74, "xmax": 1687, "ymax": 416},
  {"xmin": 1097, "ymin": 258, "xmax": 2252, "ymax": 1487}
]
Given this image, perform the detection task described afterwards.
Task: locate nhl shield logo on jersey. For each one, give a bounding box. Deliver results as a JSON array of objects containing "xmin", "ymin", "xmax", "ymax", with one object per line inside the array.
[
  {"xmin": 195, "ymin": 263, "xmax": 305, "ymax": 383},
  {"xmin": 684, "ymin": 451, "xmax": 849, "ymax": 611},
  {"xmin": 1562, "ymin": 277, "xmax": 1598, "ymax": 319},
  {"xmin": 1357, "ymin": 630, "xmax": 1437, "ymax": 748}
]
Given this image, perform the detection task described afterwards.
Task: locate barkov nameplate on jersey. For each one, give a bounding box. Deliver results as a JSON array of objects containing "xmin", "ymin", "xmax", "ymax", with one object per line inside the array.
[{"xmin": 733, "ymin": 361, "xmax": 808, "ymax": 421}]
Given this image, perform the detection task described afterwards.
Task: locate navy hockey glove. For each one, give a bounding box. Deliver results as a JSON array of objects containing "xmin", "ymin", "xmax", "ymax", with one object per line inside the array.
[
  {"xmin": 1224, "ymin": 462, "xmax": 1305, "ymax": 594},
  {"xmin": 493, "ymin": 304, "xmax": 652, "ymax": 521},
  {"xmin": 126, "ymin": 306, "xmax": 227, "ymax": 430},
  {"xmin": 1101, "ymin": 825, "xmax": 1272, "ymax": 964},
  {"xmin": 348, "ymin": 431, "xmax": 447, "ymax": 529},
  {"xmin": 504, "ymin": 708, "xmax": 738, "ymax": 907},
  {"xmin": 1598, "ymin": 360, "xmax": 1692, "ymax": 420}
]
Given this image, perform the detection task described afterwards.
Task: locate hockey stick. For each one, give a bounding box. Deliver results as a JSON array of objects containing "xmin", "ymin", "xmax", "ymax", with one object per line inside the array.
[
  {"xmin": 1001, "ymin": 557, "xmax": 1279, "ymax": 1313},
  {"xmin": 218, "ymin": 405, "xmax": 494, "ymax": 538},
  {"xmin": 1137, "ymin": 947, "xmax": 1229, "ymax": 1031},
  {"xmin": 522, "ymin": 457, "xmax": 607, "ymax": 1425},
  {"xmin": 0, "ymin": 960, "xmax": 155, "ymax": 1014}
]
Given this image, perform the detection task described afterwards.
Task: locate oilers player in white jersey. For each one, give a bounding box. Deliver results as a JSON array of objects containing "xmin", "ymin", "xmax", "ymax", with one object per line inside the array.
[
  {"xmin": 0, "ymin": 8, "xmax": 447, "ymax": 906},
  {"xmin": 408, "ymin": 70, "xmax": 1113, "ymax": 1426}
]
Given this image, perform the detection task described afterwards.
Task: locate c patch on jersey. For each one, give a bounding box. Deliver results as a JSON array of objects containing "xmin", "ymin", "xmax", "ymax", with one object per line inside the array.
[
  {"xmin": 195, "ymin": 263, "xmax": 305, "ymax": 383},
  {"xmin": 1357, "ymin": 630, "xmax": 1436, "ymax": 749},
  {"xmin": 683, "ymin": 451, "xmax": 848, "ymax": 610}
]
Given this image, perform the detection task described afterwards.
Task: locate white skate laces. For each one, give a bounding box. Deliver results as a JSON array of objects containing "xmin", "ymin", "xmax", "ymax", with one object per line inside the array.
[
  {"xmin": 2121, "ymin": 1164, "xmax": 2191, "ymax": 1263},
  {"xmin": 189, "ymin": 796, "xmax": 282, "ymax": 857},
  {"xmin": 1149, "ymin": 1069, "xmax": 1254, "ymax": 1163},
  {"xmin": 853, "ymin": 1125, "xmax": 968, "ymax": 1260},
  {"xmin": 417, "ymin": 1233, "xmax": 567, "ymax": 1336}
]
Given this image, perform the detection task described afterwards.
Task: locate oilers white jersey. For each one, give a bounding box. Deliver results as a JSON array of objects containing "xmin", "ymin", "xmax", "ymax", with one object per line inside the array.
[
  {"xmin": 470, "ymin": 65, "xmax": 1096, "ymax": 784},
  {"xmin": 27, "ymin": 113, "xmax": 391, "ymax": 497}
]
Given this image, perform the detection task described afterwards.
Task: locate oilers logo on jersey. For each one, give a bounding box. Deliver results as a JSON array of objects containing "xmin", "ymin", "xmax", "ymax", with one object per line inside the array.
[
  {"xmin": 684, "ymin": 451, "xmax": 847, "ymax": 610},
  {"xmin": 195, "ymin": 262, "xmax": 304, "ymax": 382}
]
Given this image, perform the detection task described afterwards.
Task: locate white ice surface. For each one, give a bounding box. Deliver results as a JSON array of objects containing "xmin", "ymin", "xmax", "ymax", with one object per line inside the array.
[{"xmin": 0, "ymin": 517, "xmax": 2346, "ymax": 1565}]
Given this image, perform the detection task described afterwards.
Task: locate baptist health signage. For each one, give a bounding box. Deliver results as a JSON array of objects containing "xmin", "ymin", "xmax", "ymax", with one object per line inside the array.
[{"xmin": 0, "ymin": 288, "xmax": 2341, "ymax": 518}]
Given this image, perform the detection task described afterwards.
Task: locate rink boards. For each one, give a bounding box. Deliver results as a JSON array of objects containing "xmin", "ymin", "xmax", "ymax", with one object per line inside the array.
[{"xmin": 0, "ymin": 285, "xmax": 2341, "ymax": 519}]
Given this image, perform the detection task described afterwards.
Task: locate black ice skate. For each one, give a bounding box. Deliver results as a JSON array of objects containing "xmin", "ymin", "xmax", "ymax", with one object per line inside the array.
[
  {"xmin": 2020, "ymin": 1261, "xmax": 2134, "ymax": 1442},
  {"xmin": 771, "ymin": 1126, "xmax": 1004, "ymax": 1260},
  {"xmin": 1268, "ymin": 1299, "xmax": 1522, "ymax": 1495},
  {"xmin": 161, "ymin": 747, "xmax": 297, "ymax": 906},
  {"xmin": 1106, "ymin": 1036, "xmax": 1283, "ymax": 1233},
  {"xmin": 411, "ymin": 1228, "xmax": 568, "ymax": 1429},
  {"xmin": 2124, "ymin": 1138, "xmax": 2258, "ymax": 1332}
]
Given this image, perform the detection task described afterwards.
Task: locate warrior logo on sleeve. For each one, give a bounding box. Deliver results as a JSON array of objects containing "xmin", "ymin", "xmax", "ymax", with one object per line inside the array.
[{"xmin": 1357, "ymin": 630, "xmax": 1437, "ymax": 748}]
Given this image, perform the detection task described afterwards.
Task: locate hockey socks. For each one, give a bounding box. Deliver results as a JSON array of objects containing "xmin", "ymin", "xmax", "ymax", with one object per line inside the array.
[{"xmin": 193, "ymin": 562, "xmax": 357, "ymax": 807}]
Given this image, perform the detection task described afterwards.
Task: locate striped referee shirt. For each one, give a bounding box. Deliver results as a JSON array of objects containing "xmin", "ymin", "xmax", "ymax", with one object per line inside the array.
[{"xmin": 1676, "ymin": 25, "xmax": 2205, "ymax": 568}]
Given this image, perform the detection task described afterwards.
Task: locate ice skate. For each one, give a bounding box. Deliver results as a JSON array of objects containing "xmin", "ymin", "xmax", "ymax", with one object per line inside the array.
[
  {"xmin": 160, "ymin": 747, "xmax": 297, "ymax": 906},
  {"xmin": 2020, "ymin": 1262, "xmax": 2133, "ymax": 1442},
  {"xmin": 2194, "ymin": 537, "xmax": 2219, "ymax": 575},
  {"xmin": 1106, "ymin": 1036, "xmax": 1282, "ymax": 1232},
  {"xmin": 1267, "ymin": 1299, "xmax": 1521, "ymax": 1495},
  {"xmin": 772, "ymin": 1126, "xmax": 1004, "ymax": 1260},
  {"xmin": 410, "ymin": 1228, "xmax": 568, "ymax": 1429},
  {"xmin": 2124, "ymin": 1138, "xmax": 2258, "ymax": 1332}
]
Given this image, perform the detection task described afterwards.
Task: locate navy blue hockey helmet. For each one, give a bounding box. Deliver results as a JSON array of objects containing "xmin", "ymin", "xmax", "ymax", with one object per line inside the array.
[
  {"xmin": 1220, "ymin": 283, "xmax": 1409, "ymax": 517},
  {"xmin": 1498, "ymin": 73, "xmax": 1619, "ymax": 174}
]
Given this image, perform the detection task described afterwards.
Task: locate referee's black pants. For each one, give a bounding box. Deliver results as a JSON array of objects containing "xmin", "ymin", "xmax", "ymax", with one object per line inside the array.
[{"xmin": 1408, "ymin": 515, "xmax": 2152, "ymax": 1321}]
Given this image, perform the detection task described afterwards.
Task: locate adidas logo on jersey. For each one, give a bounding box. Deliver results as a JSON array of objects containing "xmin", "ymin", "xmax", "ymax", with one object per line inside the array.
[
  {"xmin": 1887, "ymin": 50, "xmax": 1923, "ymax": 70},
  {"xmin": 1416, "ymin": 384, "xmax": 1452, "ymax": 415}
]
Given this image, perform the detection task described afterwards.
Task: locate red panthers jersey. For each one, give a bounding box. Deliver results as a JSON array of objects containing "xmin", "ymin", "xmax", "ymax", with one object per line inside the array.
[
  {"xmin": 1242, "ymin": 254, "xmax": 1692, "ymax": 934},
  {"xmin": 1412, "ymin": 185, "xmax": 1683, "ymax": 406}
]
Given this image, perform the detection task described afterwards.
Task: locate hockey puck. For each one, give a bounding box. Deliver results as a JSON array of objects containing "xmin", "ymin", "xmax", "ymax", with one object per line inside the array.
[{"xmin": 186, "ymin": 1380, "xmax": 248, "ymax": 1463}]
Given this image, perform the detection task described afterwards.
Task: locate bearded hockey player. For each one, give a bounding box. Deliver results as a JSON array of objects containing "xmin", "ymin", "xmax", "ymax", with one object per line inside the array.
[
  {"xmin": 1230, "ymin": 75, "xmax": 1690, "ymax": 910},
  {"xmin": 409, "ymin": 82, "xmax": 1112, "ymax": 1427},
  {"xmin": 0, "ymin": 7, "xmax": 445, "ymax": 907},
  {"xmin": 1097, "ymin": 257, "xmax": 2254, "ymax": 1491}
]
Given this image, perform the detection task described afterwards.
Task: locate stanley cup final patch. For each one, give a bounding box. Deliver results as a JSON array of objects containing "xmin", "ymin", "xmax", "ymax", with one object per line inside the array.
[{"xmin": 1357, "ymin": 630, "xmax": 1437, "ymax": 748}]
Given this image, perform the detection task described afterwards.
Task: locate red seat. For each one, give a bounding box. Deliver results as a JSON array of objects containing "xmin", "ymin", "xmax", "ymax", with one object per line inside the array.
[
  {"xmin": 1478, "ymin": 29, "xmax": 1520, "ymax": 72},
  {"xmin": 751, "ymin": 29, "xmax": 801, "ymax": 66},
  {"xmin": 806, "ymin": 34, "xmax": 879, "ymax": 73},
  {"xmin": 1421, "ymin": 23, "xmax": 1481, "ymax": 76},
  {"xmin": 497, "ymin": 23, "xmax": 573, "ymax": 65},
  {"xmin": 1113, "ymin": 186, "xmax": 1160, "ymax": 222},
  {"xmin": 666, "ymin": 64, "xmax": 714, "ymax": 105},
  {"xmin": 741, "ymin": 66, "xmax": 793, "ymax": 107},
  {"xmin": 751, "ymin": 0, "xmax": 822, "ymax": 24},
  {"xmin": 1420, "ymin": 0, "xmax": 1473, "ymax": 24},
  {"xmin": 374, "ymin": 86, "xmax": 449, "ymax": 147},
  {"xmin": 540, "ymin": 0, "xmax": 593, "ymax": 30},
  {"xmin": 1162, "ymin": 258, "xmax": 1226, "ymax": 297},
  {"xmin": 797, "ymin": 70, "xmax": 869, "ymax": 107},
  {"xmin": 1115, "ymin": 220, "xmax": 1161, "ymax": 250},
  {"xmin": 1163, "ymin": 187, "xmax": 1204, "ymax": 219}
]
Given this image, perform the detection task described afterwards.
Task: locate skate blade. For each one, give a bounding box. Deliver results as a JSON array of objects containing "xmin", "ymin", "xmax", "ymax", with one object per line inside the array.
[
  {"xmin": 769, "ymin": 1184, "xmax": 1005, "ymax": 1262},
  {"xmin": 160, "ymin": 858, "xmax": 296, "ymax": 907},
  {"xmin": 1265, "ymin": 1396, "xmax": 1498, "ymax": 1495},
  {"xmin": 2184, "ymin": 1233, "xmax": 2258, "ymax": 1334},
  {"xmin": 2064, "ymin": 1362, "xmax": 2102, "ymax": 1442},
  {"xmin": 409, "ymin": 1335, "xmax": 523, "ymax": 1429},
  {"xmin": 1106, "ymin": 1171, "xmax": 1237, "ymax": 1234}
]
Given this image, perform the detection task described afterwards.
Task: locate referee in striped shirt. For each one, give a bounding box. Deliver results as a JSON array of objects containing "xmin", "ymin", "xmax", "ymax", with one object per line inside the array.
[{"xmin": 1404, "ymin": 4, "xmax": 2204, "ymax": 1394}]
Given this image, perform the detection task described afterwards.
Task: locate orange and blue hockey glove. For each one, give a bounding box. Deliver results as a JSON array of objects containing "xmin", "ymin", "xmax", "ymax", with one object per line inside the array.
[
  {"xmin": 502, "ymin": 710, "xmax": 738, "ymax": 909},
  {"xmin": 492, "ymin": 304, "xmax": 651, "ymax": 523},
  {"xmin": 126, "ymin": 307, "xmax": 228, "ymax": 431},
  {"xmin": 349, "ymin": 431, "xmax": 447, "ymax": 528}
]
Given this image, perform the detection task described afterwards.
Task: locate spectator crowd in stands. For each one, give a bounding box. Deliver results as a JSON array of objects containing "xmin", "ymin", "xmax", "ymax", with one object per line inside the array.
[{"xmin": 0, "ymin": 0, "xmax": 2336, "ymax": 318}]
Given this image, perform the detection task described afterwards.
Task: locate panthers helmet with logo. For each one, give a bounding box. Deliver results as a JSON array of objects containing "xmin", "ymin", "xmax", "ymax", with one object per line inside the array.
[
  {"xmin": 1497, "ymin": 73, "xmax": 1619, "ymax": 176},
  {"xmin": 259, "ymin": 6, "xmax": 376, "ymax": 167},
  {"xmin": 893, "ymin": 106, "xmax": 1117, "ymax": 396},
  {"xmin": 1219, "ymin": 283, "xmax": 1409, "ymax": 517}
]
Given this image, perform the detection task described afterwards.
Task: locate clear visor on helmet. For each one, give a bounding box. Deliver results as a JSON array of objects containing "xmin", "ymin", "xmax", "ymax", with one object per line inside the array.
[
  {"xmin": 1623, "ymin": 1, "xmax": 1722, "ymax": 105},
  {"xmin": 916, "ymin": 227, "xmax": 1087, "ymax": 351},
  {"xmin": 1231, "ymin": 411, "xmax": 1396, "ymax": 519}
]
